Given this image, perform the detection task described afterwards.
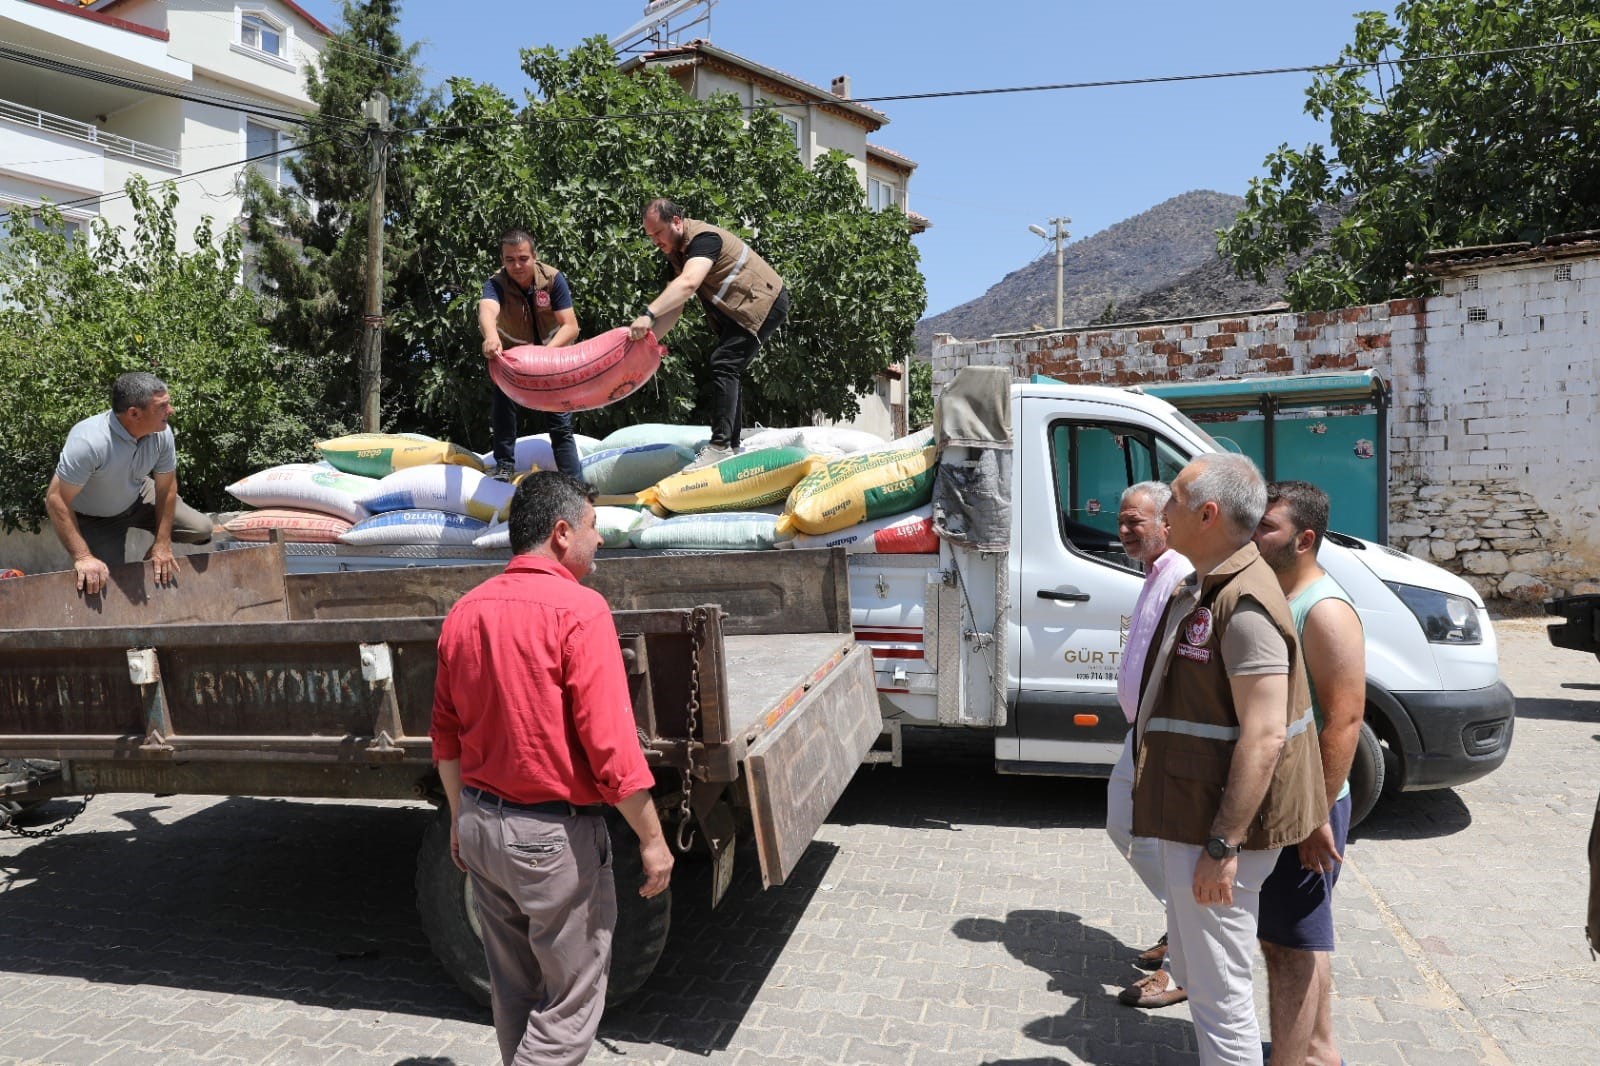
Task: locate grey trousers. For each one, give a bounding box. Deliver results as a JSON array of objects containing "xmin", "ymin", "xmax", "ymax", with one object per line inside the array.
[
  {"xmin": 73, "ymin": 478, "xmax": 213, "ymax": 565},
  {"xmin": 457, "ymin": 794, "xmax": 616, "ymax": 1066}
]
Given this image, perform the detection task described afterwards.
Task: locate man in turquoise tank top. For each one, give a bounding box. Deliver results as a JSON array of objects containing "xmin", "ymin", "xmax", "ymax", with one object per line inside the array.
[{"xmin": 1253, "ymin": 481, "xmax": 1365, "ymax": 1066}]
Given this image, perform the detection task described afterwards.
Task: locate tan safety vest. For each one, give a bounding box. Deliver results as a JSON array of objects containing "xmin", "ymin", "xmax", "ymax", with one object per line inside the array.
[
  {"xmin": 1132, "ymin": 542, "xmax": 1328, "ymax": 851},
  {"xmin": 670, "ymin": 219, "xmax": 785, "ymax": 336},
  {"xmin": 491, "ymin": 261, "xmax": 562, "ymax": 346}
]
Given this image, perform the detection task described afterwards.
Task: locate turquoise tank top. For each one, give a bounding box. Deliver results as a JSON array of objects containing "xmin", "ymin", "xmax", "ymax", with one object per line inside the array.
[{"xmin": 1290, "ymin": 572, "xmax": 1359, "ymax": 803}]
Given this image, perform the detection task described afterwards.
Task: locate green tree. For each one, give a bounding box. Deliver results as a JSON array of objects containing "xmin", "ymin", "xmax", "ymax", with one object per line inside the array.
[
  {"xmin": 908, "ymin": 359, "xmax": 935, "ymax": 430},
  {"xmin": 0, "ymin": 178, "xmax": 319, "ymax": 531},
  {"xmin": 243, "ymin": 0, "xmax": 429, "ymax": 432},
  {"xmin": 1220, "ymin": 0, "xmax": 1600, "ymax": 310},
  {"xmin": 395, "ymin": 37, "xmax": 927, "ymax": 443}
]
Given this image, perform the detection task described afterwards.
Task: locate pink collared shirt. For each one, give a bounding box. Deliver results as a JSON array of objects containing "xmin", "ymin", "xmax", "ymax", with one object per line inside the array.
[{"xmin": 1116, "ymin": 548, "xmax": 1194, "ymax": 723}]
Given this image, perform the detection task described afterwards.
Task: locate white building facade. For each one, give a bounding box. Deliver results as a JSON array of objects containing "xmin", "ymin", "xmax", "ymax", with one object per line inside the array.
[{"xmin": 0, "ymin": 0, "xmax": 326, "ymax": 249}]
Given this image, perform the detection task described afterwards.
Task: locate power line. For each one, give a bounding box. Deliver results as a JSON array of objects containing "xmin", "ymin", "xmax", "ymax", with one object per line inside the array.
[
  {"xmin": 0, "ymin": 137, "xmax": 342, "ymax": 226},
  {"xmin": 850, "ymin": 37, "xmax": 1600, "ymax": 105},
  {"xmin": 403, "ymin": 35, "xmax": 1600, "ymax": 134}
]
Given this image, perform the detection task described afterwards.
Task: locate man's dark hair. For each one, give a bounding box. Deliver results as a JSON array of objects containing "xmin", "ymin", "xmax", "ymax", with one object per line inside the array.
[
  {"xmin": 111, "ymin": 371, "xmax": 168, "ymax": 413},
  {"xmin": 509, "ymin": 472, "xmax": 597, "ymax": 554},
  {"xmin": 644, "ymin": 198, "xmax": 687, "ymax": 224},
  {"xmin": 498, "ymin": 228, "xmax": 536, "ymax": 253},
  {"xmin": 1266, "ymin": 479, "xmax": 1331, "ymax": 554}
]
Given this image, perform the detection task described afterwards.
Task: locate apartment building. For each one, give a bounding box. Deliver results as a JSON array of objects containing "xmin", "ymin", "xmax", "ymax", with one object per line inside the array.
[{"xmin": 0, "ymin": 0, "xmax": 326, "ymax": 248}]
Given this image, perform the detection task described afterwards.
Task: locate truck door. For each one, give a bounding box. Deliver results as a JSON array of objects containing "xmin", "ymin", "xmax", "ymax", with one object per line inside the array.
[{"xmin": 1010, "ymin": 400, "xmax": 1188, "ymax": 771}]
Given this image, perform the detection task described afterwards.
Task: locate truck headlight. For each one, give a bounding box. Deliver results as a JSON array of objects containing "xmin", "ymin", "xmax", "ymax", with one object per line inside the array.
[{"xmin": 1383, "ymin": 582, "xmax": 1482, "ymax": 644}]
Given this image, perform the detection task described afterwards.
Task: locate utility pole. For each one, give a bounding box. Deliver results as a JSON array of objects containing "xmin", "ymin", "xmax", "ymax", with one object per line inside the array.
[
  {"xmin": 359, "ymin": 92, "xmax": 392, "ymax": 433},
  {"xmin": 1028, "ymin": 216, "xmax": 1071, "ymax": 329}
]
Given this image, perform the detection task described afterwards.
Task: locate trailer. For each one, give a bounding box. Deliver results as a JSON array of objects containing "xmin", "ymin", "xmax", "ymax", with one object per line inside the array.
[{"xmin": 0, "ymin": 542, "xmax": 880, "ymax": 1003}]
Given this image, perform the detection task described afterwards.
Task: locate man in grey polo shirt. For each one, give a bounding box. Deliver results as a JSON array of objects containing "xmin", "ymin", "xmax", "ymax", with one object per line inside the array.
[{"xmin": 44, "ymin": 372, "xmax": 213, "ymax": 595}]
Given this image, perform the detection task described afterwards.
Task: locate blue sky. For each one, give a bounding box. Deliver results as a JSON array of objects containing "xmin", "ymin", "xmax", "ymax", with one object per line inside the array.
[{"xmin": 297, "ymin": 0, "xmax": 1375, "ymax": 318}]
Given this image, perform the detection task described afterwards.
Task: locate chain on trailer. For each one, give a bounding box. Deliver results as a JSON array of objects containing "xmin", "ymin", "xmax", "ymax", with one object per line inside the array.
[
  {"xmin": 675, "ymin": 605, "xmax": 707, "ymax": 853},
  {"xmin": 2, "ymin": 793, "xmax": 96, "ymax": 839}
]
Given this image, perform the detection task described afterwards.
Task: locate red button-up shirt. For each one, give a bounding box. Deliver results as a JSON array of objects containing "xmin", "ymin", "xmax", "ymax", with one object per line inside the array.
[{"xmin": 430, "ymin": 554, "xmax": 653, "ymax": 806}]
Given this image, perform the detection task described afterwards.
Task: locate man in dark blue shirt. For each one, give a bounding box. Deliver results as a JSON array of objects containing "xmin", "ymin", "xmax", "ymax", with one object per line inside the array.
[{"xmin": 478, "ymin": 230, "xmax": 583, "ymax": 481}]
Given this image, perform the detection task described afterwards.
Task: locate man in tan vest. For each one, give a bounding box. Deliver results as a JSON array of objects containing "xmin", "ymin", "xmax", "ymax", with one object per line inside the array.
[
  {"xmin": 626, "ymin": 198, "xmax": 790, "ymax": 470},
  {"xmin": 478, "ymin": 229, "xmax": 583, "ymax": 482},
  {"xmin": 1132, "ymin": 453, "xmax": 1327, "ymax": 1066}
]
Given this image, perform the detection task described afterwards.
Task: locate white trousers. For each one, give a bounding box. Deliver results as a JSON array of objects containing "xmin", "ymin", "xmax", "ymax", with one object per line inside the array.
[
  {"xmin": 1106, "ymin": 732, "xmax": 1168, "ymax": 907},
  {"xmin": 1161, "ymin": 839, "xmax": 1277, "ymax": 1066}
]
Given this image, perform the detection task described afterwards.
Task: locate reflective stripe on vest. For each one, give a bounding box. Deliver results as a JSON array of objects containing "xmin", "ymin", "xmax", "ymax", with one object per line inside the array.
[
  {"xmin": 1145, "ymin": 707, "xmax": 1316, "ymax": 744},
  {"xmin": 712, "ymin": 243, "xmax": 750, "ymax": 307}
]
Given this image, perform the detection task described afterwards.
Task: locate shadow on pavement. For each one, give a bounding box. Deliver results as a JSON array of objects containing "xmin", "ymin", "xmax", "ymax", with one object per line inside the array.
[
  {"xmin": 0, "ymin": 794, "xmax": 833, "ymax": 1056},
  {"xmin": 0, "ymin": 797, "xmax": 485, "ymax": 1021},
  {"xmin": 1348, "ymin": 786, "xmax": 1473, "ymax": 843},
  {"xmin": 597, "ymin": 837, "xmax": 836, "ymax": 1053},
  {"xmin": 955, "ymin": 910, "xmax": 1196, "ymax": 1065},
  {"xmin": 828, "ymin": 727, "xmax": 1109, "ymax": 832},
  {"xmin": 1512, "ymin": 696, "xmax": 1600, "ymax": 724}
]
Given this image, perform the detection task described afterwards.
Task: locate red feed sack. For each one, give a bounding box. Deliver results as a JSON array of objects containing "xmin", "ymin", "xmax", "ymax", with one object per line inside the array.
[
  {"xmin": 873, "ymin": 513, "xmax": 939, "ymax": 553},
  {"xmin": 490, "ymin": 327, "xmax": 666, "ymax": 413}
]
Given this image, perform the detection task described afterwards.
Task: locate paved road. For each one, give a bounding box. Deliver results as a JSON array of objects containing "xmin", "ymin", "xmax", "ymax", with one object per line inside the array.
[{"xmin": 1, "ymin": 618, "xmax": 1595, "ymax": 1065}]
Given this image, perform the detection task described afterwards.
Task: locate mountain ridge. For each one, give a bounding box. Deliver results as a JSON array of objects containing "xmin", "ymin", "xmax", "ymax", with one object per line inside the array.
[{"xmin": 916, "ymin": 190, "xmax": 1280, "ymax": 353}]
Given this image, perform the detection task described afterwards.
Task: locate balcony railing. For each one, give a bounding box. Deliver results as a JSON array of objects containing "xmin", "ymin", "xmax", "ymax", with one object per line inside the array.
[{"xmin": 0, "ymin": 97, "xmax": 178, "ymax": 169}]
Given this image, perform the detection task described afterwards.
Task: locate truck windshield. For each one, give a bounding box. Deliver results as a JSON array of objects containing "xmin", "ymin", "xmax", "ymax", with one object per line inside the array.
[{"xmin": 1169, "ymin": 409, "xmax": 1224, "ymax": 454}]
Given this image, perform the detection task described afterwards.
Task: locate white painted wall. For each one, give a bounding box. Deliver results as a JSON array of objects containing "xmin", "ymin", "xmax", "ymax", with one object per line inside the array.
[{"xmin": 164, "ymin": 0, "xmax": 321, "ymax": 109}]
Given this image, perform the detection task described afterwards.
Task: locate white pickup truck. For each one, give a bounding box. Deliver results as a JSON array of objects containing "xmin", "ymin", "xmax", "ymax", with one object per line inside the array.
[
  {"xmin": 253, "ymin": 368, "xmax": 1515, "ymax": 826},
  {"xmin": 850, "ymin": 368, "xmax": 1514, "ymax": 825}
]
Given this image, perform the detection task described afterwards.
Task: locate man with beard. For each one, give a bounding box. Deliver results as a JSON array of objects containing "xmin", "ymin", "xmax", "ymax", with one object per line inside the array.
[
  {"xmin": 626, "ymin": 199, "xmax": 789, "ymax": 470},
  {"xmin": 1252, "ymin": 481, "xmax": 1365, "ymax": 1066}
]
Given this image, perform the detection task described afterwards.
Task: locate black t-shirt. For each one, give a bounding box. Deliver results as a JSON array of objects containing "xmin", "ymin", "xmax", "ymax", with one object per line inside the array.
[{"xmin": 683, "ymin": 231, "xmax": 722, "ymax": 264}]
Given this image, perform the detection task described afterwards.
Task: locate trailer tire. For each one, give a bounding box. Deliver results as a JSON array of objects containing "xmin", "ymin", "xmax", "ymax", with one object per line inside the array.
[
  {"xmin": 415, "ymin": 807, "xmax": 671, "ymax": 1009},
  {"xmin": 1347, "ymin": 720, "xmax": 1386, "ymax": 829}
]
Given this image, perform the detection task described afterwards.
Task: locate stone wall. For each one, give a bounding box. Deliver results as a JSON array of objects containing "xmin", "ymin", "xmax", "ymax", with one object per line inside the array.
[{"xmin": 931, "ymin": 253, "xmax": 1600, "ymax": 600}]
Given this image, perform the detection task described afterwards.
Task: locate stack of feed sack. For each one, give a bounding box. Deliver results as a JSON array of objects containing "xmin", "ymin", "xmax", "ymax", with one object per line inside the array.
[
  {"xmin": 788, "ymin": 503, "xmax": 938, "ymax": 554},
  {"xmin": 356, "ymin": 465, "xmax": 514, "ymax": 523},
  {"xmin": 223, "ymin": 463, "xmax": 376, "ymax": 542},
  {"xmin": 775, "ymin": 443, "xmax": 938, "ymax": 538},
  {"xmin": 316, "ymin": 433, "xmax": 485, "ymax": 478},
  {"xmin": 581, "ymin": 442, "xmax": 695, "ymax": 496},
  {"xmin": 630, "ymin": 511, "xmax": 781, "ymax": 551},
  {"xmin": 738, "ymin": 425, "xmax": 886, "ymax": 459},
  {"xmin": 474, "ymin": 432, "xmax": 609, "ymax": 475},
  {"xmin": 598, "ymin": 423, "xmax": 711, "ymax": 453},
  {"xmin": 474, "ymin": 506, "xmax": 657, "ymax": 550},
  {"xmin": 636, "ymin": 447, "xmax": 821, "ymax": 514},
  {"xmin": 340, "ymin": 509, "xmax": 488, "ymax": 546},
  {"xmin": 333, "ymin": 464, "xmax": 516, "ymax": 547}
]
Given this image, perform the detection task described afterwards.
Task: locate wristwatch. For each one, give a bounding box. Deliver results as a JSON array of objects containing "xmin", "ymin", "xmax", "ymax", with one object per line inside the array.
[
  {"xmin": 1204, "ymin": 836, "xmax": 1241, "ymax": 859},
  {"xmin": 640, "ymin": 308, "xmax": 657, "ymax": 324}
]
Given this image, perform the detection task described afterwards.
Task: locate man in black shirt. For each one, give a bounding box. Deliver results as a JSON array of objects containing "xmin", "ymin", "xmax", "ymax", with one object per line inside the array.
[{"xmin": 627, "ymin": 199, "xmax": 789, "ymax": 470}]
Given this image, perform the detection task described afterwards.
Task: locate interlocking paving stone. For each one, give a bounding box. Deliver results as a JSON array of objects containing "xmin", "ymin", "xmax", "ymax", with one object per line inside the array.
[{"xmin": 0, "ymin": 618, "xmax": 1594, "ymax": 1064}]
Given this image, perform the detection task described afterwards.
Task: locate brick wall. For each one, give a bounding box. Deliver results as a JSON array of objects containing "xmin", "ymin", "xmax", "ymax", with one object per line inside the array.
[{"xmin": 931, "ymin": 254, "xmax": 1600, "ymax": 600}]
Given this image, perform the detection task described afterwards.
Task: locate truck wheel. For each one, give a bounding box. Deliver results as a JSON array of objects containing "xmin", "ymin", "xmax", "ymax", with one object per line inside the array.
[
  {"xmin": 603, "ymin": 809, "xmax": 673, "ymax": 1003},
  {"xmin": 1347, "ymin": 720, "xmax": 1387, "ymax": 829},
  {"xmin": 414, "ymin": 807, "xmax": 672, "ymax": 1008}
]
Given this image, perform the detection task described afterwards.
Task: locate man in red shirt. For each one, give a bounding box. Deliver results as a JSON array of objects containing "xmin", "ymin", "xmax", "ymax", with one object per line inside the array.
[{"xmin": 431, "ymin": 472, "xmax": 672, "ymax": 1066}]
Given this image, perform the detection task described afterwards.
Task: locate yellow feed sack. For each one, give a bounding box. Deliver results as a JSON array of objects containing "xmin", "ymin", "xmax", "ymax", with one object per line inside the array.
[
  {"xmin": 638, "ymin": 447, "xmax": 820, "ymax": 514},
  {"xmin": 776, "ymin": 444, "xmax": 938, "ymax": 537},
  {"xmin": 315, "ymin": 433, "xmax": 485, "ymax": 478}
]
